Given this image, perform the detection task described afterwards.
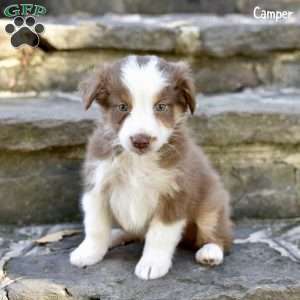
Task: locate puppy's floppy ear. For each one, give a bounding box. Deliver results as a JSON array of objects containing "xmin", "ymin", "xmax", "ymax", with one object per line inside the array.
[
  {"xmin": 172, "ymin": 62, "xmax": 196, "ymax": 114},
  {"xmin": 79, "ymin": 64, "xmax": 111, "ymax": 110}
]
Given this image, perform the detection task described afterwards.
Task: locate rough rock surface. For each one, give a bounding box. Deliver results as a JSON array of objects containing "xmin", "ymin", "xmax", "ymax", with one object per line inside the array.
[
  {"xmin": 0, "ymin": 48, "xmax": 262, "ymax": 93},
  {"xmin": 0, "ymin": 88, "xmax": 300, "ymax": 223},
  {"xmin": 0, "ymin": 93, "xmax": 97, "ymax": 224},
  {"xmin": 238, "ymin": 0, "xmax": 300, "ymax": 14},
  {"xmin": 0, "ymin": 0, "xmax": 239, "ymax": 17},
  {"xmin": 0, "ymin": 92, "xmax": 97, "ymax": 151},
  {"xmin": 2, "ymin": 14, "xmax": 300, "ymax": 55},
  {"xmin": 194, "ymin": 88, "xmax": 300, "ymax": 219},
  {"xmin": 1, "ymin": 220, "xmax": 300, "ymax": 300},
  {"xmin": 3, "ymin": 14, "xmax": 300, "ymax": 56},
  {"xmin": 2, "ymin": 14, "xmax": 300, "ymax": 93},
  {"xmin": 1, "ymin": 0, "xmax": 299, "ymax": 17}
]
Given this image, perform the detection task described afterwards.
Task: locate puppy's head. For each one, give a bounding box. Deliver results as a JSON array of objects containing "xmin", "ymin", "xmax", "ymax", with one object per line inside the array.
[{"xmin": 81, "ymin": 55, "xmax": 195, "ymax": 154}]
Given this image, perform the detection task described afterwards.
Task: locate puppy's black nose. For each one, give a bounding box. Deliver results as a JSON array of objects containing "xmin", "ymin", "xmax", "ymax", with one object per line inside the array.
[{"xmin": 130, "ymin": 134, "xmax": 152, "ymax": 150}]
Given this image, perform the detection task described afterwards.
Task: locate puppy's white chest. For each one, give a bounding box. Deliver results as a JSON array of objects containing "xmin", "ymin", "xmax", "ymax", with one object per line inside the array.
[
  {"xmin": 108, "ymin": 153, "xmax": 174, "ymax": 234},
  {"xmin": 110, "ymin": 183, "xmax": 158, "ymax": 234}
]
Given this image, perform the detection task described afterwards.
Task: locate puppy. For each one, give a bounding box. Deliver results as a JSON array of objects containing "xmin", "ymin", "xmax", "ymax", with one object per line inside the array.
[{"xmin": 70, "ymin": 55, "xmax": 233, "ymax": 280}]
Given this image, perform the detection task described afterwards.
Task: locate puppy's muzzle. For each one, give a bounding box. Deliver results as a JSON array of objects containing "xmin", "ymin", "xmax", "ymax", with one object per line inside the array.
[{"xmin": 130, "ymin": 134, "xmax": 155, "ymax": 152}]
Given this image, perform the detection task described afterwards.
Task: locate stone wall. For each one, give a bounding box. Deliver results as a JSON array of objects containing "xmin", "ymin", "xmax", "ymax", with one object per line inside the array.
[
  {"xmin": 1, "ymin": 89, "xmax": 300, "ymax": 224},
  {"xmin": 1, "ymin": 0, "xmax": 300, "ymax": 16},
  {"xmin": 1, "ymin": 14, "xmax": 300, "ymax": 94},
  {"xmin": 0, "ymin": 13, "xmax": 300, "ymax": 223}
]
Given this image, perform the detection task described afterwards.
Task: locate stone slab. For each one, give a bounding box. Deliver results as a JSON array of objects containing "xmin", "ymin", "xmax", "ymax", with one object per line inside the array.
[
  {"xmin": 0, "ymin": 50, "xmax": 262, "ymax": 94},
  {"xmin": 2, "ymin": 88, "xmax": 300, "ymax": 151},
  {"xmin": 36, "ymin": 14, "xmax": 300, "ymax": 57},
  {"xmin": 2, "ymin": 14, "xmax": 300, "ymax": 93},
  {"xmin": 0, "ymin": 92, "xmax": 97, "ymax": 151},
  {"xmin": 193, "ymin": 87, "xmax": 300, "ymax": 145},
  {"xmin": 238, "ymin": 0, "xmax": 300, "ymax": 15},
  {"xmin": 1, "ymin": 220, "xmax": 300, "ymax": 299},
  {"xmin": 1, "ymin": 88, "xmax": 300, "ymax": 222},
  {"xmin": 2, "ymin": 0, "xmax": 300, "ymax": 17},
  {"xmin": 1, "ymin": 14, "xmax": 300, "ymax": 57},
  {"xmin": 0, "ymin": 0, "xmax": 238, "ymax": 17}
]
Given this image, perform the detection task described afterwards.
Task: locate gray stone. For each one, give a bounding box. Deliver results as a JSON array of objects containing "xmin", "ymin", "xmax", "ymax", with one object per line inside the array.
[
  {"xmin": 4, "ymin": 88, "xmax": 300, "ymax": 149},
  {"xmin": 2, "ymin": 14, "xmax": 300, "ymax": 93},
  {"xmin": 191, "ymin": 88, "xmax": 300, "ymax": 218},
  {"xmin": 222, "ymin": 162, "xmax": 300, "ymax": 218},
  {"xmin": 201, "ymin": 22, "xmax": 300, "ymax": 57},
  {"xmin": 273, "ymin": 53, "xmax": 300, "ymax": 87},
  {"xmin": 0, "ymin": 49, "xmax": 126, "ymax": 92},
  {"xmin": 0, "ymin": 93, "xmax": 97, "ymax": 224},
  {"xmin": 1, "ymin": 88, "xmax": 300, "ymax": 223},
  {"xmin": 40, "ymin": 15, "xmax": 300, "ymax": 56},
  {"xmin": 0, "ymin": 49, "xmax": 263, "ymax": 94},
  {"xmin": 1, "ymin": 220, "xmax": 300, "ymax": 299},
  {"xmin": 2, "ymin": 14, "xmax": 300, "ymax": 56},
  {"xmin": 238, "ymin": 0, "xmax": 300, "ymax": 14},
  {"xmin": 40, "ymin": 14, "xmax": 300, "ymax": 57},
  {"xmin": 0, "ymin": 0, "xmax": 238, "ymax": 17},
  {"xmin": 55, "ymin": 0, "xmax": 237, "ymax": 15},
  {"xmin": 0, "ymin": 151, "xmax": 82, "ymax": 224},
  {"xmin": 42, "ymin": 16, "xmax": 177, "ymax": 52},
  {"xmin": 0, "ymin": 93, "xmax": 97, "ymax": 151},
  {"xmin": 191, "ymin": 88, "xmax": 300, "ymax": 145},
  {"xmin": 192, "ymin": 56, "xmax": 259, "ymax": 93}
]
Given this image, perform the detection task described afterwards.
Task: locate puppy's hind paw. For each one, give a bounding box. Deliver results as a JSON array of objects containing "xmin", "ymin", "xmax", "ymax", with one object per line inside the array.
[
  {"xmin": 195, "ymin": 243, "xmax": 224, "ymax": 266},
  {"xmin": 70, "ymin": 239, "xmax": 107, "ymax": 268}
]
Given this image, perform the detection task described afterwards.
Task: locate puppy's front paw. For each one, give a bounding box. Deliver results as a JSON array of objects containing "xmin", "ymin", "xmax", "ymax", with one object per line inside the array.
[
  {"xmin": 135, "ymin": 255, "xmax": 171, "ymax": 280},
  {"xmin": 195, "ymin": 243, "xmax": 224, "ymax": 266},
  {"xmin": 70, "ymin": 239, "xmax": 107, "ymax": 268}
]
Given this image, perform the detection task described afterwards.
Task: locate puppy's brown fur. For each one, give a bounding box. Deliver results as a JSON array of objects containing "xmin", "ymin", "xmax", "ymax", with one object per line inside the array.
[{"xmin": 82, "ymin": 56, "xmax": 233, "ymax": 253}]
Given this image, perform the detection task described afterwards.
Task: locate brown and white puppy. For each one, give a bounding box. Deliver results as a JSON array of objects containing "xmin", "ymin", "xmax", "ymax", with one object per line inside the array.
[{"xmin": 70, "ymin": 55, "xmax": 233, "ymax": 280}]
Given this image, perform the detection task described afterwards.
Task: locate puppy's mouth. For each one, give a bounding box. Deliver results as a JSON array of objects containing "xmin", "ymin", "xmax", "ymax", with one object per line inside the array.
[{"xmin": 131, "ymin": 147, "xmax": 152, "ymax": 155}]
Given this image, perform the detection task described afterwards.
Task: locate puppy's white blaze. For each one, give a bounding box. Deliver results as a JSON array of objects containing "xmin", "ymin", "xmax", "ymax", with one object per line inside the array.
[
  {"xmin": 121, "ymin": 56, "xmax": 167, "ymax": 101},
  {"xmin": 120, "ymin": 56, "xmax": 171, "ymax": 152}
]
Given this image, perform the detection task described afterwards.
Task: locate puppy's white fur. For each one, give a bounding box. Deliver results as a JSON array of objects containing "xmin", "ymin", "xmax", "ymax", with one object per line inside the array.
[
  {"xmin": 119, "ymin": 56, "xmax": 172, "ymax": 152},
  {"xmin": 70, "ymin": 161, "xmax": 112, "ymax": 267},
  {"xmin": 109, "ymin": 151, "xmax": 180, "ymax": 234},
  {"xmin": 71, "ymin": 151, "xmax": 181, "ymax": 274},
  {"xmin": 135, "ymin": 219, "xmax": 186, "ymax": 280},
  {"xmin": 109, "ymin": 228, "xmax": 136, "ymax": 249},
  {"xmin": 195, "ymin": 243, "xmax": 224, "ymax": 266},
  {"xmin": 70, "ymin": 56, "xmax": 228, "ymax": 279}
]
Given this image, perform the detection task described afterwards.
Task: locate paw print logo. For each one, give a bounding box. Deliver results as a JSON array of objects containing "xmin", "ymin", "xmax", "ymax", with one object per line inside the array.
[{"xmin": 5, "ymin": 16, "xmax": 44, "ymax": 48}]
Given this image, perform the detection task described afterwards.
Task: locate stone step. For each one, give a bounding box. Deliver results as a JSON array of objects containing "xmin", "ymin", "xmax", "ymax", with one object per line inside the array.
[
  {"xmin": 1, "ymin": 219, "xmax": 300, "ymax": 299},
  {"xmin": 37, "ymin": 14, "xmax": 300, "ymax": 56},
  {"xmin": 3, "ymin": 0, "xmax": 300, "ymax": 17},
  {"xmin": 1, "ymin": 88, "xmax": 300, "ymax": 224},
  {"xmin": 1, "ymin": 14, "xmax": 300, "ymax": 93},
  {"xmin": 1, "ymin": 0, "xmax": 299, "ymax": 16}
]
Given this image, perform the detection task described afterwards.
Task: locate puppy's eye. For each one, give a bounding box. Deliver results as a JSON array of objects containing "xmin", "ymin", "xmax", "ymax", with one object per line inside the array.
[
  {"xmin": 154, "ymin": 103, "xmax": 168, "ymax": 112},
  {"xmin": 118, "ymin": 103, "xmax": 129, "ymax": 112}
]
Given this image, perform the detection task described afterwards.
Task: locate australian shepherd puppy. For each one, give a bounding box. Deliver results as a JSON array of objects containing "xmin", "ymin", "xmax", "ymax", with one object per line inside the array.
[{"xmin": 70, "ymin": 55, "xmax": 233, "ymax": 280}]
